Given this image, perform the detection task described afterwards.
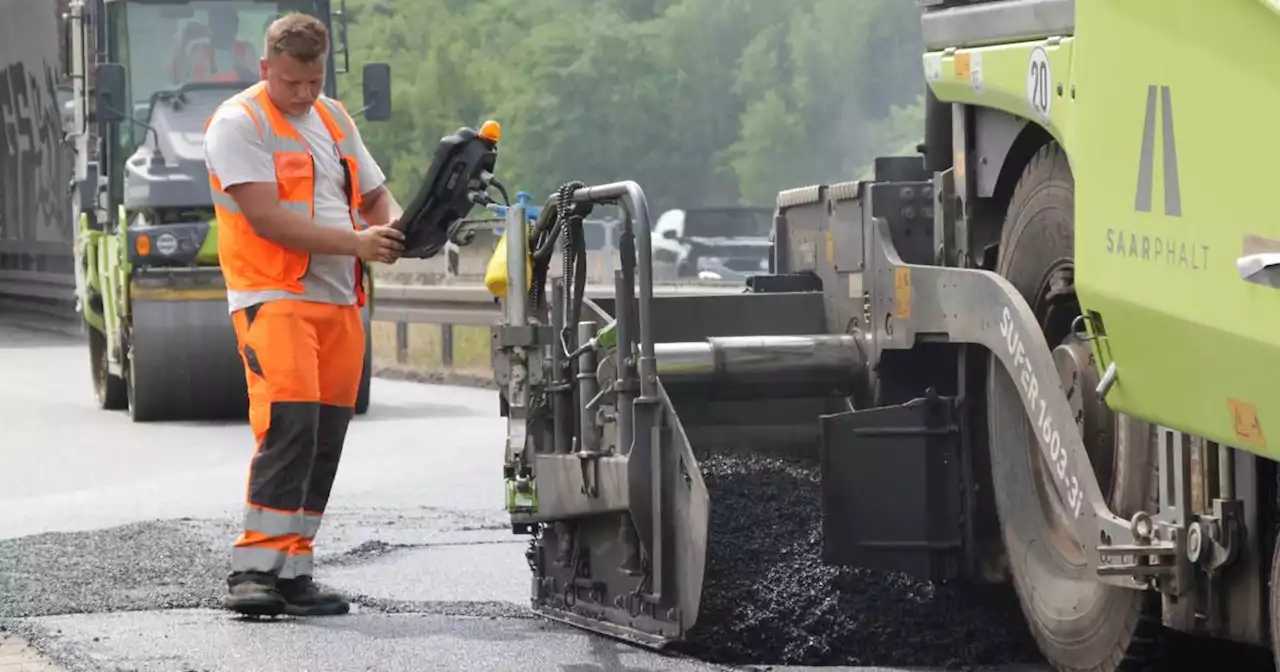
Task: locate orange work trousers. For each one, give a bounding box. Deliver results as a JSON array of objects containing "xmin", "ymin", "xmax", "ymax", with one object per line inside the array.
[{"xmin": 226, "ymin": 299, "xmax": 365, "ymax": 582}]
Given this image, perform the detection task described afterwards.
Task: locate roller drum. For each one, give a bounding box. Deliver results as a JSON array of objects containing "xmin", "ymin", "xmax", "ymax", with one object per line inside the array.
[{"xmin": 128, "ymin": 272, "xmax": 247, "ymax": 422}]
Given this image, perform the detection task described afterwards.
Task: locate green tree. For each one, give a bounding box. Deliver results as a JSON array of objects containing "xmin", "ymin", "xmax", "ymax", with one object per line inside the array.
[{"xmin": 337, "ymin": 0, "xmax": 926, "ymax": 214}]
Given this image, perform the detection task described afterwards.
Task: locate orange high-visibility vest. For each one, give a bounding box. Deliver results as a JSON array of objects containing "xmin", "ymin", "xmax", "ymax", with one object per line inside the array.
[
  {"xmin": 206, "ymin": 82, "xmax": 369, "ymax": 306},
  {"xmin": 191, "ymin": 41, "xmax": 253, "ymax": 82}
]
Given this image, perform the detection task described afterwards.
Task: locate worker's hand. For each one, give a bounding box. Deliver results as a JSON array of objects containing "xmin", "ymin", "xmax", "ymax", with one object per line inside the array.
[{"xmin": 354, "ymin": 225, "xmax": 405, "ymax": 264}]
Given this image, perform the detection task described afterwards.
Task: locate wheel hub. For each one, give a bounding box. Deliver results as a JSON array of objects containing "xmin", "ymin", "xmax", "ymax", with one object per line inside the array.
[
  {"xmin": 1051, "ymin": 337, "xmax": 1115, "ymax": 497},
  {"xmin": 1027, "ymin": 335, "xmax": 1119, "ymax": 567}
]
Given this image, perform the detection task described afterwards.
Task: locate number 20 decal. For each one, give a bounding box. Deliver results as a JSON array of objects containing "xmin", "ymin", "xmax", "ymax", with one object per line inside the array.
[{"xmin": 1027, "ymin": 46, "xmax": 1052, "ymax": 122}]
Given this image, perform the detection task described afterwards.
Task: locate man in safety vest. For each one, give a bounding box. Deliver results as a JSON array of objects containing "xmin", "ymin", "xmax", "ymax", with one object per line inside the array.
[
  {"xmin": 189, "ymin": 6, "xmax": 257, "ymax": 83},
  {"xmin": 203, "ymin": 11, "xmax": 405, "ymax": 618}
]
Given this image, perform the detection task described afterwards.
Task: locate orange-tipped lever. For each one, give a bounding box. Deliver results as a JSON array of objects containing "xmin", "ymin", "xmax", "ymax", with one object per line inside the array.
[{"xmin": 478, "ymin": 119, "xmax": 501, "ymax": 143}]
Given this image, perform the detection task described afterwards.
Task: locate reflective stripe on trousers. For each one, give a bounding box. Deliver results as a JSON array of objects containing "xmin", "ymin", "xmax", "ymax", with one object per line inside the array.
[{"xmin": 231, "ymin": 506, "xmax": 325, "ymax": 579}]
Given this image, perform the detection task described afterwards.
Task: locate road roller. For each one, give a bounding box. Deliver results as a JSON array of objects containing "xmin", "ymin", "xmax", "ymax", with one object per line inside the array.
[
  {"xmin": 475, "ymin": 1, "xmax": 1280, "ymax": 670},
  {"xmin": 63, "ymin": 0, "xmax": 390, "ymax": 421}
]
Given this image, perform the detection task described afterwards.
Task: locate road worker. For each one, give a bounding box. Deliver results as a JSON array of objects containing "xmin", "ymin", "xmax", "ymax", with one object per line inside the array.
[
  {"xmin": 189, "ymin": 6, "xmax": 258, "ymax": 83},
  {"xmin": 165, "ymin": 21, "xmax": 209, "ymax": 85},
  {"xmin": 202, "ymin": 11, "xmax": 405, "ymax": 618}
]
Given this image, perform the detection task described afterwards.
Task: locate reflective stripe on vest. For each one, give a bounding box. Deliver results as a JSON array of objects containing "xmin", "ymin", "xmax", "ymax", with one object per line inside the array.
[
  {"xmin": 311, "ymin": 97, "xmax": 371, "ymax": 299},
  {"xmin": 312, "ymin": 97, "xmax": 369, "ymax": 231},
  {"xmin": 206, "ymin": 82, "xmax": 368, "ymax": 306}
]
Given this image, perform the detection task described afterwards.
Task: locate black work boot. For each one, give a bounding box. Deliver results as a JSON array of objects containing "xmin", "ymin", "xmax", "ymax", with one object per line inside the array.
[
  {"xmin": 278, "ymin": 575, "xmax": 350, "ymax": 616},
  {"xmin": 224, "ymin": 572, "xmax": 286, "ymax": 617}
]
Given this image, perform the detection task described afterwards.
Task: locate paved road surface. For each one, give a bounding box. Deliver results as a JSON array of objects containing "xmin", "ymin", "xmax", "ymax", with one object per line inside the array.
[{"xmin": 0, "ymin": 318, "xmax": 1052, "ymax": 672}]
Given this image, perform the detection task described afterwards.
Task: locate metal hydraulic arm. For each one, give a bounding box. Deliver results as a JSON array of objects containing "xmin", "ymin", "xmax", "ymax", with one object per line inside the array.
[{"xmin": 864, "ymin": 215, "xmax": 1177, "ymax": 587}]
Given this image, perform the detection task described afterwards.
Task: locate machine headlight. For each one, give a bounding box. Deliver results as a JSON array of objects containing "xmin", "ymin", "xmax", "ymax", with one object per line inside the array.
[{"xmin": 155, "ymin": 232, "xmax": 178, "ymax": 256}]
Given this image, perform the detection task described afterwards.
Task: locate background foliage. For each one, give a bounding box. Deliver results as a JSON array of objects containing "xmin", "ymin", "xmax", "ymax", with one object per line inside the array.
[{"xmin": 336, "ymin": 0, "xmax": 926, "ymax": 213}]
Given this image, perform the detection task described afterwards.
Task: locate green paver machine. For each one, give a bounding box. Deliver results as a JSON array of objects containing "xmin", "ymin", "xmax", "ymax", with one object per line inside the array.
[{"xmin": 482, "ymin": 1, "xmax": 1280, "ymax": 669}]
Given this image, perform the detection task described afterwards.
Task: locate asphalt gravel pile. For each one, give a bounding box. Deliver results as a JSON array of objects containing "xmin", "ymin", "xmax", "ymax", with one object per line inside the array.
[
  {"xmin": 0, "ymin": 519, "xmax": 238, "ymax": 618},
  {"xmin": 673, "ymin": 452, "xmax": 1045, "ymax": 668},
  {"xmin": 0, "ymin": 517, "xmax": 525, "ymax": 621}
]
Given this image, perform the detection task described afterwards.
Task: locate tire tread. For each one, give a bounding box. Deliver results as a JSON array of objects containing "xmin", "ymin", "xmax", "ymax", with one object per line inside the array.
[{"xmin": 994, "ymin": 141, "xmax": 1164, "ymax": 672}]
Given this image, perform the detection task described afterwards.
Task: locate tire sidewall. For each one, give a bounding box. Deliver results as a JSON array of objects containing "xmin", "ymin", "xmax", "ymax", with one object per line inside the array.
[{"xmin": 986, "ymin": 144, "xmax": 1155, "ymax": 670}]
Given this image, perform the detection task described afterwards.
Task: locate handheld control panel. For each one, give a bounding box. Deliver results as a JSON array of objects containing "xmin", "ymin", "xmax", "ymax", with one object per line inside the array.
[{"xmin": 395, "ymin": 120, "xmax": 502, "ymax": 259}]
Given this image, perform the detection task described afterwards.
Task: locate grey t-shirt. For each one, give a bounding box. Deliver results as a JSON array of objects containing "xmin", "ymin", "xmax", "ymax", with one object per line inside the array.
[{"xmin": 203, "ymin": 99, "xmax": 386, "ymax": 313}]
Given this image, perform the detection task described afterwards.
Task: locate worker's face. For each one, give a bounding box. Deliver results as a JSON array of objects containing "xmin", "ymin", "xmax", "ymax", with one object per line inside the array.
[
  {"xmin": 209, "ymin": 11, "xmax": 238, "ymax": 48},
  {"xmin": 261, "ymin": 53, "xmax": 325, "ymax": 116}
]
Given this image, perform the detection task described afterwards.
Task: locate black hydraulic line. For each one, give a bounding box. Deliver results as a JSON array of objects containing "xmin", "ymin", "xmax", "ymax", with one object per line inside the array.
[
  {"xmin": 527, "ymin": 182, "xmax": 593, "ymax": 326},
  {"xmin": 528, "ymin": 194, "xmax": 561, "ymax": 313},
  {"xmin": 489, "ymin": 176, "xmax": 512, "ymax": 207},
  {"xmin": 556, "ymin": 180, "xmax": 589, "ymax": 357}
]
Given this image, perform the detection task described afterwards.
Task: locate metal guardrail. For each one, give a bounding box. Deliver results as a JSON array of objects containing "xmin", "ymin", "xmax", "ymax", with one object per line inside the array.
[
  {"xmin": 0, "ymin": 267, "xmax": 745, "ymax": 327},
  {"xmin": 0, "ymin": 270, "xmax": 75, "ymax": 300},
  {"xmin": 0, "ymin": 267, "xmax": 746, "ymax": 381},
  {"xmin": 0, "ymin": 269, "xmax": 79, "ymax": 319},
  {"xmin": 0, "ymin": 223, "xmax": 751, "ymax": 327},
  {"xmin": 372, "ymin": 282, "xmax": 746, "ymax": 326},
  {"xmin": 367, "ymin": 281, "xmax": 748, "ymax": 381}
]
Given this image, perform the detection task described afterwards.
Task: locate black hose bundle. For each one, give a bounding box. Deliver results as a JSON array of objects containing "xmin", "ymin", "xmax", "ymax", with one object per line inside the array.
[
  {"xmin": 527, "ymin": 182, "xmax": 592, "ymax": 356},
  {"xmin": 556, "ymin": 181, "xmax": 589, "ymax": 353}
]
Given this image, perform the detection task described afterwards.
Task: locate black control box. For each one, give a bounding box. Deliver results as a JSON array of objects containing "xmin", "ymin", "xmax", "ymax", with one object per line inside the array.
[{"xmin": 396, "ymin": 123, "xmax": 499, "ymax": 259}]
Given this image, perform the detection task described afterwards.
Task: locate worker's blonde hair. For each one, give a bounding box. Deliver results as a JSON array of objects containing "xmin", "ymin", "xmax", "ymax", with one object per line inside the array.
[{"xmin": 264, "ymin": 12, "xmax": 329, "ymax": 64}]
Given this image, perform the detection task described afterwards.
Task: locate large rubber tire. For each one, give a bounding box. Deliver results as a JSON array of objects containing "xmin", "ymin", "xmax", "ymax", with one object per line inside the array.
[
  {"xmin": 125, "ymin": 357, "xmax": 148, "ymax": 422},
  {"xmin": 88, "ymin": 323, "xmax": 127, "ymax": 411},
  {"xmin": 125, "ymin": 356, "xmax": 155, "ymax": 423},
  {"xmin": 986, "ymin": 142, "xmax": 1163, "ymax": 672}
]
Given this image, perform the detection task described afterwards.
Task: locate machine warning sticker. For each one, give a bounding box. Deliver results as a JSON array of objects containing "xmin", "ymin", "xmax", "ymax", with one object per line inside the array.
[
  {"xmin": 925, "ymin": 53, "xmax": 943, "ymax": 82},
  {"xmin": 1027, "ymin": 46, "xmax": 1052, "ymax": 122},
  {"xmin": 1228, "ymin": 398, "xmax": 1267, "ymax": 448},
  {"xmin": 953, "ymin": 50, "xmax": 982, "ymax": 91},
  {"xmin": 893, "ymin": 267, "xmax": 912, "ymax": 319},
  {"xmin": 954, "ymin": 52, "xmax": 970, "ymax": 80}
]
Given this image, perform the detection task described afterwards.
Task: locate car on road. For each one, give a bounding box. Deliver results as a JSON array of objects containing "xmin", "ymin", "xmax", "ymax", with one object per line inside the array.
[{"xmin": 651, "ymin": 206, "xmax": 773, "ymax": 281}]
